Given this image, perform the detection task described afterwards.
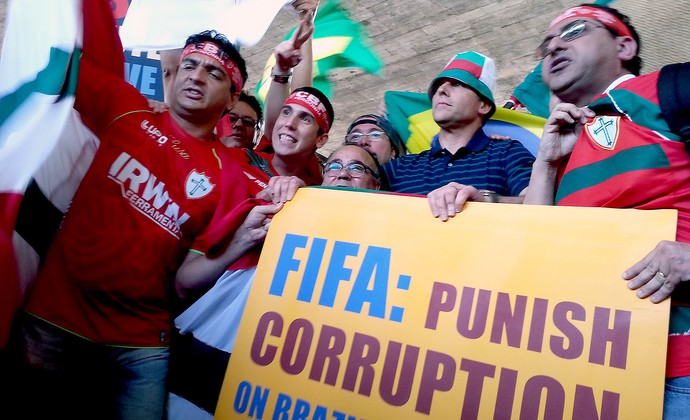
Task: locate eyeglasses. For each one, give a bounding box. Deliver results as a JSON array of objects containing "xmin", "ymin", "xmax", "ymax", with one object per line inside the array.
[
  {"xmin": 345, "ymin": 131, "xmax": 388, "ymax": 144},
  {"xmin": 536, "ymin": 20, "xmax": 607, "ymax": 59},
  {"xmin": 323, "ymin": 161, "xmax": 380, "ymax": 179},
  {"xmin": 226, "ymin": 113, "xmax": 258, "ymax": 129}
]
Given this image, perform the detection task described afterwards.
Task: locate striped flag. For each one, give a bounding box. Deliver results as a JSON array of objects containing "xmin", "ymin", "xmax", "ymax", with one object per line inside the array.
[
  {"xmin": 384, "ymin": 91, "xmax": 546, "ymax": 156},
  {"xmin": 256, "ymin": 0, "xmax": 383, "ymax": 102},
  {"xmin": 0, "ymin": 0, "xmax": 124, "ymax": 347}
]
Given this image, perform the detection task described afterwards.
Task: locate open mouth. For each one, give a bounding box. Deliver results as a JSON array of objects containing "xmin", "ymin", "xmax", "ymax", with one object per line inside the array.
[
  {"xmin": 184, "ymin": 87, "xmax": 203, "ymax": 99},
  {"xmin": 278, "ymin": 133, "xmax": 297, "ymax": 144},
  {"xmin": 549, "ymin": 56, "xmax": 570, "ymax": 73}
]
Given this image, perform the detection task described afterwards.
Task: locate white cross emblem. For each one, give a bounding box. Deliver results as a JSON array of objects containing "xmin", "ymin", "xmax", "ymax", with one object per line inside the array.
[
  {"xmin": 186, "ymin": 170, "xmax": 214, "ymax": 199},
  {"xmin": 585, "ymin": 116, "xmax": 620, "ymax": 150}
]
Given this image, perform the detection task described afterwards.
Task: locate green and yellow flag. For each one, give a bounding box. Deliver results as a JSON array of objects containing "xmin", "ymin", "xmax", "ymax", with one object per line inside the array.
[
  {"xmin": 256, "ymin": 0, "xmax": 383, "ymax": 103},
  {"xmin": 384, "ymin": 91, "xmax": 546, "ymax": 156}
]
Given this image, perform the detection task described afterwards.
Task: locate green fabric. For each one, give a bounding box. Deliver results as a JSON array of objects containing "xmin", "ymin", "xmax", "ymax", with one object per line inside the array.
[
  {"xmin": 255, "ymin": 0, "xmax": 383, "ymax": 103},
  {"xmin": 0, "ymin": 48, "xmax": 79, "ymax": 127},
  {"xmin": 510, "ymin": 62, "xmax": 551, "ymax": 118},
  {"xmin": 555, "ymin": 144, "xmax": 671, "ymax": 203}
]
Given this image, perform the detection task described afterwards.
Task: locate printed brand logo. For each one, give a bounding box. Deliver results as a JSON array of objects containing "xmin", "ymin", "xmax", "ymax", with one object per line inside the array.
[
  {"xmin": 585, "ymin": 116, "xmax": 620, "ymax": 150},
  {"xmin": 185, "ymin": 170, "xmax": 215, "ymax": 199},
  {"xmin": 141, "ymin": 120, "xmax": 169, "ymax": 146},
  {"xmin": 108, "ymin": 152, "xmax": 190, "ymax": 238},
  {"xmin": 243, "ymin": 171, "xmax": 269, "ymax": 189},
  {"xmin": 140, "ymin": 119, "xmax": 191, "ymax": 159}
]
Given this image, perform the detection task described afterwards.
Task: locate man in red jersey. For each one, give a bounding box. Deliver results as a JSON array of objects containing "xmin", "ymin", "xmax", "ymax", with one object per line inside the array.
[
  {"xmin": 524, "ymin": 4, "xmax": 690, "ymax": 417},
  {"xmin": 9, "ymin": 10, "xmax": 250, "ymax": 419}
]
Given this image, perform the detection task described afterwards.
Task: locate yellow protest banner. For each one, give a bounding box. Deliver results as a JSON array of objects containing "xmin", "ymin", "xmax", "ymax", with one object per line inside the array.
[{"xmin": 216, "ymin": 188, "xmax": 676, "ymax": 419}]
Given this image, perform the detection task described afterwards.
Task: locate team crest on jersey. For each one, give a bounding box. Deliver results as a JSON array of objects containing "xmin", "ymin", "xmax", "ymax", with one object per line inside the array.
[
  {"xmin": 585, "ymin": 116, "xmax": 620, "ymax": 150},
  {"xmin": 185, "ymin": 171, "xmax": 214, "ymax": 199}
]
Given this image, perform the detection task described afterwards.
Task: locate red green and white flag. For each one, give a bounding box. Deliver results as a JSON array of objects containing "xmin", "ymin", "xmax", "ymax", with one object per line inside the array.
[
  {"xmin": 0, "ymin": 0, "xmax": 124, "ymax": 347},
  {"xmin": 256, "ymin": 0, "xmax": 383, "ymax": 103},
  {"xmin": 384, "ymin": 91, "xmax": 546, "ymax": 156}
]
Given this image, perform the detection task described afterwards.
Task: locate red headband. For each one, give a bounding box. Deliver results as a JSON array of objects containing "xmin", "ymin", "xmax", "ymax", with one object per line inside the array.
[
  {"xmin": 284, "ymin": 91, "xmax": 331, "ymax": 133},
  {"xmin": 181, "ymin": 41, "xmax": 244, "ymax": 92},
  {"xmin": 549, "ymin": 6, "xmax": 632, "ymax": 37}
]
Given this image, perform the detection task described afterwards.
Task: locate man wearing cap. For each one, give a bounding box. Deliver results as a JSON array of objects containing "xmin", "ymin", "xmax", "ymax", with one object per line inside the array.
[
  {"xmin": 524, "ymin": 4, "xmax": 690, "ymax": 416},
  {"xmin": 381, "ymin": 51, "xmax": 535, "ymax": 221},
  {"xmin": 344, "ymin": 114, "xmax": 406, "ymax": 165},
  {"xmin": 11, "ymin": 25, "xmax": 250, "ymax": 419}
]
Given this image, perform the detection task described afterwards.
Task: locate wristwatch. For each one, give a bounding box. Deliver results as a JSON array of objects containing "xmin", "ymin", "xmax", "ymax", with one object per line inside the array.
[
  {"xmin": 271, "ymin": 67, "xmax": 293, "ymax": 84},
  {"xmin": 478, "ymin": 189, "xmax": 498, "ymax": 203}
]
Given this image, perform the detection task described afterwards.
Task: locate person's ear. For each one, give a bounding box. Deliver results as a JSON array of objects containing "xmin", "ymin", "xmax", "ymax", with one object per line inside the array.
[
  {"xmin": 478, "ymin": 100, "xmax": 492, "ymax": 119},
  {"xmin": 617, "ymin": 36, "xmax": 638, "ymax": 62},
  {"xmin": 315, "ymin": 133, "xmax": 329, "ymax": 149}
]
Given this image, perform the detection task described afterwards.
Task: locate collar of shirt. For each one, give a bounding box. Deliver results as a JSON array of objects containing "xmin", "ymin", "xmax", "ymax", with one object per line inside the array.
[
  {"xmin": 603, "ymin": 73, "xmax": 637, "ymax": 95},
  {"xmin": 430, "ymin": 128, "xmax": 491, "ymax": 159}
]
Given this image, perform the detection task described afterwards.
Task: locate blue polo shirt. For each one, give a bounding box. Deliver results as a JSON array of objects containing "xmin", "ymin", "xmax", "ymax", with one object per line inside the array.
[{"xmin": 382, "ymin": 128, "xmax": 534, "ymax": 195}]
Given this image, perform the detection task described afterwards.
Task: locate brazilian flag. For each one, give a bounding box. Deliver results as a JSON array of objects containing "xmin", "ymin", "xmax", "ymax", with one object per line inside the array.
[
  {"xmin": 256, "ymin": 0, "xmax": 383, "ymax": 103},
  {"xmin": 384, "ymin": 91, "xmax": 546, "ymax": 156}
]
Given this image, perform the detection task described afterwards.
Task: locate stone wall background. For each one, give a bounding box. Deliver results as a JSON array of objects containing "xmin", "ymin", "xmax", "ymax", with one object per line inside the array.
[
  {"xmin": 238, "ymin": 0, "xmax": 689, "ymax": 155},
  {"xmin": 0, "ymin": 0, "xmax": 687, "ymax": 155}
]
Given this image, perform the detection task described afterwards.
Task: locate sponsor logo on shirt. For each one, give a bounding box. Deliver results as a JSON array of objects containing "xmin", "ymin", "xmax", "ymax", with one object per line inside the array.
[
  {"xmin": 585, "ymin": 116, "xmax": 620, "ymax": 150},
  {"xmin": 243, "ymin": 171, "xmax": 269, "ymax": 189},
  {"xmin": 141, "ymin": 119, "xmax": 190, "ymax": 159},
  {"xmin": 141, "ymin": 120, "xmax": 169, "ymax": 146},
  {"xmin": 109, "ymin": 152, "xmax": 191, "ymax": 238},
  {"xmin": 185, "ymin": 170, "xmax": 215, "ymax": 199}
]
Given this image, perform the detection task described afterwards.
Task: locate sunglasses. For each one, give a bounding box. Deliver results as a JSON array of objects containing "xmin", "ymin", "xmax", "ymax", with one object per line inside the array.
[
  {"xmin": 322, "ymin": 161, "xmax": 380, "ymax": 179},
  {"xmin": 536, "ymin": 20, "xmax": 607, "ymax": 59}
]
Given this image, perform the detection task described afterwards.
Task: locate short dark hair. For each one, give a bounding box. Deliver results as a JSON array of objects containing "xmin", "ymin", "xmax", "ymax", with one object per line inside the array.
[
  {"xmin": 239, "ymin": 92, "xmax": 263, "ymax": 125},
  {"xmin": 292, "ymin": 86, "xmax": 335, "ymax": 133},
  {"xmin": 184, "ymin": 30, "xmax": 248, "ymax": 92},
  {"xmin": 580, "ymin": 3, "xmax": 642, "ymax": 75}
]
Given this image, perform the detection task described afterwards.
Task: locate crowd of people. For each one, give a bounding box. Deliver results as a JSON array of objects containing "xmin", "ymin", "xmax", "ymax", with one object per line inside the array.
[{"xmin": 2, "ymin": 0, "xmax": 690, "ymax": 419}]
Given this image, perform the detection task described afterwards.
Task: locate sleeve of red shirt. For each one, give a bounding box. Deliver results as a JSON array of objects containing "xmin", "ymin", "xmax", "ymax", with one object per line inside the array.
[
  {"xmin": 189, "ymin": 153, "xmax": 271, "ymax": 269},
  {"xmin": 76, "ymin": 0, "xmax": 148, "ymax": 134}
]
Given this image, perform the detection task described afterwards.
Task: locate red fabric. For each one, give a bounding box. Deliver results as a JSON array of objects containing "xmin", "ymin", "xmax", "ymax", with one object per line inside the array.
[
  {"xmin": 549, "ymin": 6, "xmax": 632, "ymax": 37},
  {"xmin": 77, "ymin": 0, "xmax": 125, "ymax": 133},
  {"xmin": 181, "ymin": 42, "xmax": 244, "ymax": 92},
  {"xmin": 254, "ymin": 134, "xmax": 273, "ymax": 153},
  {"xmin": 0, "ymin": 193, "xmax": 23, "ymax": 348},
  {"xmin": 26, "ymin": 51, "xmax": 250, "ymax": 346},
  {"xmin": 82, "ymin": 0, "xmax": 124, "ymax": 75},
  {"xmin": 443, "ymin": 60, "xmax": 483, "ymax": 79},
  {"xmin": 191, "ymin": 197, "xmax": 268, "ymax": 270},
  {"xmin": 284, "ymin": 90, "xmax": 331, "ymax": 133}
]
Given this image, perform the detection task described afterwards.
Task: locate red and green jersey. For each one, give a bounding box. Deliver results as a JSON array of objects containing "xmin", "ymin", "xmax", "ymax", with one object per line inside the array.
[
  {"xmin": 557, "ymin": 72, "xmax": 690, "ymax": 242},
  {"xmin": 24, "ymin": 60, "xmax": 249, "ymax": 347},
  {"xmin": 556, "ymin": 72, "xmax": 690, "ymax": 378}
]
